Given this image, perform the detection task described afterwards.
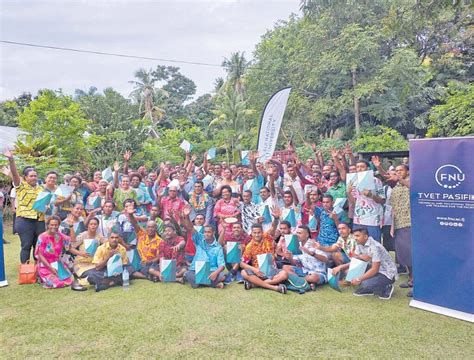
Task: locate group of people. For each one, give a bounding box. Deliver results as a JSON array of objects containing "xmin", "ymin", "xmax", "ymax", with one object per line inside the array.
[{"xmin": 1, "ymin": 143, "xmax": 412, "ymax": 299}]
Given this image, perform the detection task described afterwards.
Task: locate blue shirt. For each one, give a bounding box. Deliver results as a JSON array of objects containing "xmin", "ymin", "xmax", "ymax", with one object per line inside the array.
[
  {"xmin": 190, "ymin": 232, "xmax": 225, "ymax": 272},
  {"xmin": 314, "ymin": 207, "xmax": 340, "ymax": 247}
]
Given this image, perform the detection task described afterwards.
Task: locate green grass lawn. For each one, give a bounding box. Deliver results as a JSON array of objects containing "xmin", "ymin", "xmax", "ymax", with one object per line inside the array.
[{"xmin": 1, "ymin": 226, "xmax": 472, "ymax": 359}]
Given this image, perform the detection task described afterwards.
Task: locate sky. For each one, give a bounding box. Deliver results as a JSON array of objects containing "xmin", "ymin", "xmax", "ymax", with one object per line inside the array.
[{"xmin": 0, "ymin": 0, "xmax": 300, "ymax": 101}]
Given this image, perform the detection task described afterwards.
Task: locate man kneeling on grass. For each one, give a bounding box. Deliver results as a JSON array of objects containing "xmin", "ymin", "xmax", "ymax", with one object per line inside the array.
[
  {"xmin": 282, "ymin": 225, "xmax": 328, "ymax": 290},
  {"xmin": 240, "ymin": 206, "xmax": 289, "ymax": 294},
  {"xmin": 181, "ymin": 207, "xmax": 226, "ymax": 288},
  {"xmin": 332, "ymin": 228, "xmax": 397, "ymax": 300}
]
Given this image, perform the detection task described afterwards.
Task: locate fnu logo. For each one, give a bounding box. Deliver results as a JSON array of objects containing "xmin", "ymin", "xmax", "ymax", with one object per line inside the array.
[{"xmin": 435, "ymin": 164, "xmax": 465, "ymax": 189}]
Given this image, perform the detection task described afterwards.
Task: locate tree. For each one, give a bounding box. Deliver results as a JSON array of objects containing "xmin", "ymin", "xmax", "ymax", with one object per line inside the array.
[
  {"xmin": 210, "ymin": 87, "xmax": 256, "ymax": 162},
  {"xmin": 222, "ymin": 52, "xmax": 251, "ymax": 95},
  {"xmin": 426, "ymin": 82, "xmax": 473, "ymax": 138},
  {"xmin": 353, "ymin": 126, "xmax": 408, "ymax": 152},
  {"xmin": 0, "ymin": 92, "xmax": 32, "ymax": 127},
  {"xmin": 17, "ymin": 90, "xmax": 93, "ymax": 167},
  {"xmin": 129, "ymin": 68, "xmax": 167, "ymax": 126},
  {"xmin": 77, "ymin": 88, "xmax": 149, "ymax": 170}
]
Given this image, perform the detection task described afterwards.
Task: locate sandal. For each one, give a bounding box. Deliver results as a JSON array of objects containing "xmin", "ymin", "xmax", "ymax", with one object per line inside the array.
[
  {"xmin": 309, "ymin": 283, "xmax": 316, "ymax": 291},
  {"xmin": 177, "ymin": 277, "xmax": 186, "ymax": 285},
  {"xmin": 399, "ymin": 281, "xmax": 413, "ymax": 288},
  {"xmin": 216, "ymin": 282, "xmax": 225, "ymax": 289},
  {"xmin": 278, "ymin": 284, "xmax": 287, "ymax": 294},
  {"xmin": 244, "ymin": 280, "xmax": 253, "ymax": 290}
]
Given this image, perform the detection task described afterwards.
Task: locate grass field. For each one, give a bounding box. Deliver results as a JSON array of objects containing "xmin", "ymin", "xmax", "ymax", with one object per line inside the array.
[{"xmin": 0, "ymin": 226, "xmax": 472, "ymax": 359}]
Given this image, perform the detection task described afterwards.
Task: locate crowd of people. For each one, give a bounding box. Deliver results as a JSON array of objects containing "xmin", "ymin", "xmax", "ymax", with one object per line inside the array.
[{"xmin": 1, "ymin": 144, "xmax": 412, "ymax": 299}]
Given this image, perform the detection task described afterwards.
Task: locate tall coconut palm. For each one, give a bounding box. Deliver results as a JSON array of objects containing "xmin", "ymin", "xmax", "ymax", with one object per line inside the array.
[
  {"xmin": 129, "ymin": 68, "xmax": 168, "ymax": 133},
  {"xmin": 209, "ymin": 87, "xmax": 255, "ymax": 162},
  {"xmin": 74, "ymin": 86, "xmax": 98, "ymax": 99},
  {"xmin": 222, "ymin": 52, "xmax": 251, "ymax": 95}
]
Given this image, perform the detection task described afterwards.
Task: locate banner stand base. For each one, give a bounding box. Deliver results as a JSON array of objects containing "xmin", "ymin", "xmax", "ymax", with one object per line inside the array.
[
  {"xmin": 0, "ymin": 280, "xmax": 8, "ymax": 288},
  {"xmin": 410, "ymin": 299, "xmax": 473, "ymax": 323}
]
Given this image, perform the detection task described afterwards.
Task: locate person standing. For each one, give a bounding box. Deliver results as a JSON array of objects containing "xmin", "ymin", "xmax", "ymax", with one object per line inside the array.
[
  {"xmin": 390, "ymin": 165, "xmax": 413, "ymax": 297},
  {"xmin": 3, "ymin": 149, "xmax": 45, "ymax": 263}
]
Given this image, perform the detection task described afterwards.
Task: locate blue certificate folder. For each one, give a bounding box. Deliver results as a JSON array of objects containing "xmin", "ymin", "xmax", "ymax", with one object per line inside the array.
[
  {"xmin": 226, "ymin": 241, "xmax": 241, "ymax": 264},
  {"xmin": 51, "ymin": 261, "xmax": 70, "ymax": 281},
  {"xmin": 285, "ymin": 234, "xmax": 302, "ymax": 255},
  {"xmin": 126, "ymin": 249, "xmax": 142, "ymax": 271},
  {"xmin": 261, "ymin": 205, "xmax": 272, "ymax": 224},
  {"xmin": 32, "ymin": 191, "xmax": 53, "ymax": 212},
  {"xmin": 84, "ymin": 238, "xmax": 99, "ymax": 256},
  {"xmin": 160, "ymin": 259, "xmax": 177, "ymax": 282},
  {"xmin": 327, "ymin": 268, "xmax": 341, "ymax": 292},
  {"xmin": 107, "ymin": 254, "xmax": 123, "ymax": 277},
  {"xmin": 241, "ymin": 150, "xmax": 250, "ymax": 165},
  {"xmin": 345, "ymin": 258, "xmax": 368, "ymax": 282},
  {"xmin": 257, "ymin": 253, "xmax": 273, "ymax": 278},
  {"xmin": 283, "ymin": 208, "xmax": 297, "ymax": 228},
  {"xmin": 195, "ymin": 260, "xmax": 211, "ymax": 285}
]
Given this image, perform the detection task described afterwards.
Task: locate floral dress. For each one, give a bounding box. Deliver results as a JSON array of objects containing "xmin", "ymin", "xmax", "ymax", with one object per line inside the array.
[
  {"xmin": 35, "ymin": 232, "xmax": 73, "ymax": 288},
  {"xmin": 214, "ymin": 198, "xmax": 240, "ymax": 239}
]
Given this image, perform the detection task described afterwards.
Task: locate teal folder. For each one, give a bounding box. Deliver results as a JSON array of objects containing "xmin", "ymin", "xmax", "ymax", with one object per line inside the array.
[
  {"xmin": 285, "ymin": 234, "xmax": 302, "ymax": 255},
  {"xmin": 195, "ymin": 260, "xmax": 211, "ymax": 285},
  {"xmin": 160, "ymin": 259, "xmax": 177, "ymax": 282},
  {"xmin": 226, "ymin": 241, "xmax": 241, "ymax": 264}
]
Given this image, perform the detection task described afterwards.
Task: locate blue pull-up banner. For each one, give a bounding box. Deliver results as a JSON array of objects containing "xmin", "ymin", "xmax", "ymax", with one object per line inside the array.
[{"xmin": 409, "ymin": 137, "xmax": 473, "ymax": 322}]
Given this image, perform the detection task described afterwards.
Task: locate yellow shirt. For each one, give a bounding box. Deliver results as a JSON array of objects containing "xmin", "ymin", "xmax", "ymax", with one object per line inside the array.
[
  {"xmin": 15, "ymin": 181, "xmax": 44, "ymax": 220},
  {"xmin": 93, "ymin": 242, "xmax": 128, "ymax": 266}
]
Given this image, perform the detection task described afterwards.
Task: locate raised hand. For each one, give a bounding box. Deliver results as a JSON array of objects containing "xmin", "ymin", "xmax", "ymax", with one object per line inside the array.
[
  {"xmin": 283, "ymin": 178, "xmax": 293, "ymax": 187},
  {"xmin": 65, "ymin": 214, "xmax": 75, "ymax": 226},
  {"xmin": 191, "ymin": 154, "xmax": 197, "ymax": 162},
  {"xmin": 182, "ymin": 206, "xmax": 192, "ymax": 218},
  {"xmin": 113, "ymin": 161, "xmax": 120, "ymax": 172},
  {"xmin": 330, "ymin": 148, "xmax": 338, "ymax": 159},
  {"xmin": 270, "ymin": 205, "xmax": 281, "ymax": 219},
  {"xmin": 123, "ymin": 150, "xmax": 132, "ymax": 162},
  {"xmin": 3, "ymin": 148, "xmax": 13, "ymax": 160},
  {"xmin": 344, "ymin": 143, "xmax": 352, "ymax": 155},
  {"xmin": 311, "ymin": 143, "xmax": 317, "ymax": 153},
  {"xmin": 371, "ymin": 155, "xmax": 381, "ymax": 168}
]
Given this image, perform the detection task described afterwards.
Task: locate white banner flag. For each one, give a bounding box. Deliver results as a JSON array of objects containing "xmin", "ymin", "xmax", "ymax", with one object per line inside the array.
[{"xmin": 257, "ymin": 87, "xmax": 291, "ymax": 162}]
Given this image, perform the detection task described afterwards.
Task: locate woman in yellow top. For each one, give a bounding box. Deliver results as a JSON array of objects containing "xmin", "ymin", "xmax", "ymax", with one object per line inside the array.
[{"xmin": 3, "ymin": 149, "xmax": 45, "ymax": 263}]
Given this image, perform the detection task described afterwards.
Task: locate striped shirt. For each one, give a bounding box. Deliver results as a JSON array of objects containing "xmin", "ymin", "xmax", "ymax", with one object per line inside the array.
[{"xmin": 15, "ymin": 181, "xmax": 44, "ymax": 220}]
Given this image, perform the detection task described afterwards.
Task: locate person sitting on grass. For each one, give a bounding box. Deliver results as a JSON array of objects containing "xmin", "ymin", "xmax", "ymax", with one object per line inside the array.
[
  {"xmin": 181, "ymin": 207, "xmax": 226, "ymax": 289},
  {"xmin": 157, "ymin": 223, "xmax": 187, "ymax": 283},
  {"xmin": 218, "ymin": 222, "xmax": 250, "ymax": 284},
  {"xmin": 282, "ymin": 225, "xmax": 328, "ymax": 289},
  {"xmin": 129, "ymin": 211, "xmax": 162, "ymax": 282},
  {"xmin": 240, "ymin": 206, "xmax": 289, "ymax": 294},
  {"xmin": 91, "ymin": 232, "xmax": 129, "ymax": 292},
  {"xmin": 332, "ymin": 228, "xmax": 397, "ymax": 300},
  {"xmin": 35, "ymin": 215, "xmax": 78, "ymax": 289},
  {"xmin": 70, "ymin": 217, "xmax": 106, "ymax": 291},
  {"xmin": 316, "ymin": 222, "xmax": 356, "ymax": 266}
]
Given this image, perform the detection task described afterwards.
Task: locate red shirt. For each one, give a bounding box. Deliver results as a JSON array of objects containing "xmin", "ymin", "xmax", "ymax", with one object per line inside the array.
[{"xmin": 158, "ymin": 235, "xmax": 185, "ymax": 267}]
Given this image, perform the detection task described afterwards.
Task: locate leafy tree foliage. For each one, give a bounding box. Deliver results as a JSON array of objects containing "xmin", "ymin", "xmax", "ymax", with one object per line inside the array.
[
  {"xmin": 426, "ymin": 82, "xmax": 473, "ymax": 138},
  {"xmin": 17, "ymin": 90, "xmax": 94, "ymax": 167}
]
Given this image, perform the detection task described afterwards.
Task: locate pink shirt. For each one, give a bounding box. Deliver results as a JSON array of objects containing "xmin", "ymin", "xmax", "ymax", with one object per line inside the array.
[{"xmin": 160, "ymin": 196, "xmax": 187, "ymax": 223}]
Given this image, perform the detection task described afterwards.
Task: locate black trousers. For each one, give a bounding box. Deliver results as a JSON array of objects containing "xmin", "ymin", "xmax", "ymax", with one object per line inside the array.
[{"xmin": 16, "ymin": 217, "xmax": 45, "ymax": 263}]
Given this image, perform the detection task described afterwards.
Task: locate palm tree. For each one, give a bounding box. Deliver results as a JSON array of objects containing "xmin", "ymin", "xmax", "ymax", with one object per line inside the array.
[
  {"xmin": 129, "ymin": 69, "xmax": 168, "ymax": 133},
  {"xmin": 209, "ymin": 87, "xmax": 255, "ymax": 162},
  {"xmin": 222, "ymin": 52, "xmax": 251, "ymax": 95},
  {"xmin": 74, "ymin": 86, "xmax": 98, "ymax": 99}
]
